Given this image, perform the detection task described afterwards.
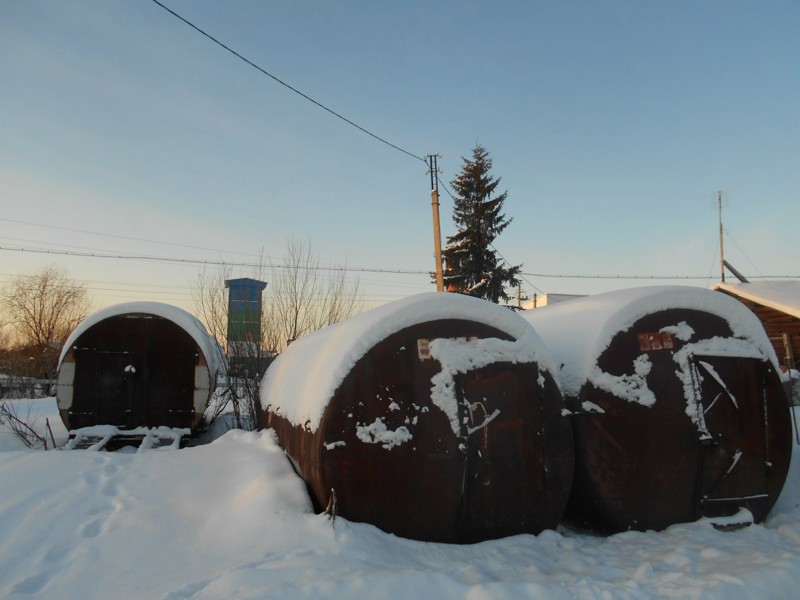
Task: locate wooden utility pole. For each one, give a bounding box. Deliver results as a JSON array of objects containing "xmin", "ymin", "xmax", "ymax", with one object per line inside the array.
[
  {"xmin": 516, "ymin": 284, "xmax": 528, "ymax": 309},
  {"xmin": 428, "ymin": 154, "xmax": 444, "ymax": 292}
]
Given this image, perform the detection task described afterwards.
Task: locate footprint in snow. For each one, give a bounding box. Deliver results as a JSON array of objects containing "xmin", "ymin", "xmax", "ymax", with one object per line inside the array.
[
  {"xmin": 78, "ymin": 518, "xmax": 104, "ymax": 539},
  {"xmin": 162, "ymin": 578, "xmax": 213, "ymax": 599},
  {"xmin": 9, "ymin": 571, "xmax": 52, "ymax": 595}
]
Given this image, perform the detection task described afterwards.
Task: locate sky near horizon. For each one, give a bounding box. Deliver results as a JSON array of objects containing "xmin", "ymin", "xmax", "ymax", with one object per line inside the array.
[{"xmin": 1, "ymin": 0, "xmax": 798, "ymax": 314}]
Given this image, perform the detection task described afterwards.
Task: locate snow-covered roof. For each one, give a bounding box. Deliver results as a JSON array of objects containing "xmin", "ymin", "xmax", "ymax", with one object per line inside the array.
[
  {"xmin": 260, "ymin": 292, "xmax": 557, "ymax": 431},
  {"xmin": 523, "ymin": 285, "xmax": 778, "ymax": 398},
  {"xmin": 714, "ymin": 281, "xmax": 800, "ymax": 320},
  {"xmin": 59, "ymin": 302, "xmax": 224, "ymax": 377},
  {"xmin": 522, "ymin": 293, "xmax": 585, "ymax": 310}
]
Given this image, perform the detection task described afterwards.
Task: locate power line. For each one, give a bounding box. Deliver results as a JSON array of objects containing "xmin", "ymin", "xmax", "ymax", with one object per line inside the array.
[
  {"xmin": 0, "ymin": 217, "xmax": 265, "ymax": 258},
  {"xmin": 149, "ymin": 0, "xmax": 426, "ymax": 164},
  {"xmin": 0, "ymin": 245, "xmax": 429, "ymax": 276},
  {"xmin": 5, "ymin": 244, "xmax": 797, "ymax": 282},
  {"xmin": 521, "ymin": 272, "xmax": 729, "ymax": 280},
  {"xmin": 437, "ymin": 174, "xmax": 455, "ymax": 201},
  {"xmin": 488, "ymin": 243, "xmax": 544, "ymax": 295},
  {"xmin": 725, "ymin": 230, "xmax": 768, "ymax": 280}
]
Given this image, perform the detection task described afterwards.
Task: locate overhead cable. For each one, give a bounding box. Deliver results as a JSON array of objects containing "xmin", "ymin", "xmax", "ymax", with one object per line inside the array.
[
  {"xmin": 3, "ymin": 245, "xmax": 796, "ymax": 281},
  {"xmin": 149, "ymin": 0, "xmax": 426, "ymax": 163},
  {"xmin": 0, "ymin": 217, "xmax": 264, "ymax": 258},
  {"xmin": 0, "ymin": 245, "xmax": 427, "ymax": 275}
]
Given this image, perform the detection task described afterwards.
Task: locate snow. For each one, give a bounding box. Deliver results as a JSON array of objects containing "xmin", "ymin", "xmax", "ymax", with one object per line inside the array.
[
  {"xmin": 588, "ymin": 354, "xmax": 657, "ymax": 407},
  {"xmin": 523, "ymin": 285, "xmax": 779, "ymax": 399},
  {"xmin": 355, "ymin": 418, "xmax": 413, "ymax": 450},
  {"xmin": 428, "ymin": 335, "xmax": 549, "ymax": 434},
  {"xmin": 64, "ymin": 426, "xmax": 190, "ymax": 451},
  {"xmin": 1, "ymin": 396, "xmax": 800, "ymax": 599},
  {"xmin": 521, "ymin": 293, "xmax": 586, "ymax": 310},
  {"xmin": 261, "ymin": 292, "xmax": 556, "ymax": 432},
  {"xmin": 714, "ymin": 281, "xmax": 800, "ymax": 320},
  {"xmin": 661, "ymin": 320, "xmax": 695, "ymax": 341},
  {"xmin": 58, "ymin": 301, "xmax": 225, "ymax": 380}
]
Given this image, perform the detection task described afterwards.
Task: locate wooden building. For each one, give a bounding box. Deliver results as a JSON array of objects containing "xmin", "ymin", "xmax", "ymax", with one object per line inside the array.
[{"xmin": 714, "ymin": 281, "xmax": 800, "ymax": 371}]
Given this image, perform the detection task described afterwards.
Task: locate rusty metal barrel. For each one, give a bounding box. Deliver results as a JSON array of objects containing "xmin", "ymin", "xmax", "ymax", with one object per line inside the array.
[
  {"xmin": 259, "ymin": 292, "xmax": 574, "ymax": 543},
  {"xmin": 524, "ymin": 286, "xmax": 793, "ymax": 533},
  {"xmin": 57, "ymin": 302, "xmax": 222, "ymax": 433}
]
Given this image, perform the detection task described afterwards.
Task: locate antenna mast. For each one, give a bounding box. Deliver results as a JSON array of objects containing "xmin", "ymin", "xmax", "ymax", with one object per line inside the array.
[{"xmin": 718, "ymin": 191, "xmax": 725, "ymax": 283}]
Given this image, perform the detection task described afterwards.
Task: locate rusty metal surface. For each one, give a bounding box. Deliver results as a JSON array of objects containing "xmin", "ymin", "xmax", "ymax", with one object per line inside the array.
[
  {"xmin": 566, "ymin": 308, "xmax": 793, "ymax": 533},
  {"xmin": 262, "ymin": 319, "xmax": 574, "ymax": 544},
  {"xmin": 60, "ymin": 314, "xmax": 204, "ymax": 431}
]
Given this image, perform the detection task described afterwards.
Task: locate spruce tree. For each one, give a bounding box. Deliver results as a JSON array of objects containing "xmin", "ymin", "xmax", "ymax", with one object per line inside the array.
[{"xmin": 441, "ymin": 145, "xmax": 521, "ymax": 303}]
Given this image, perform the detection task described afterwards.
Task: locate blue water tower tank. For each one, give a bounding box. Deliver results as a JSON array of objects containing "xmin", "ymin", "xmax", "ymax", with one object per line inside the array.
[{"xmin": 224, "ymin": 277, "xmax": 268, "ymax": 357}]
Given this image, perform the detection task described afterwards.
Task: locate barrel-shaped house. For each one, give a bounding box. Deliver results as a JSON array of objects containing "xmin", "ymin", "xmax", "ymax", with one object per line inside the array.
[
  {"xmin": 259, "ymin": 292, "xmax": 574, "ymax": 543},
  {"xmin": 57, "ymin": 302, "xmax": 223, "ymax": 440},
  {"xmin": 524, "ymin": 286, "xmax": 793, "ymax": 533}
]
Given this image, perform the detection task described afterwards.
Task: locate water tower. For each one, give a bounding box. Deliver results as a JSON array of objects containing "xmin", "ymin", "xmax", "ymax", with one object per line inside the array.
[{"xmin": 225, "ymin": 278, "xmax": 268, "ymax": 371}]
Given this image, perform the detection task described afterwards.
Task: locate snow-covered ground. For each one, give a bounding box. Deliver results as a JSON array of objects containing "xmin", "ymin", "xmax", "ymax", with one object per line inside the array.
[{"xmin": 1, "ymin": 397, "xmax": 799, "ymax": 600}]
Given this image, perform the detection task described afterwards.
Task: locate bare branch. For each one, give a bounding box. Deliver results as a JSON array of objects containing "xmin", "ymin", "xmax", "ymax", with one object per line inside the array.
[
  {"xmin": 0, "ymin": 401, "xmax": 49, "ymax": 449},
  {"xmin": 190, "ymin": 239, "xmax": 363, "ymax": 431}
]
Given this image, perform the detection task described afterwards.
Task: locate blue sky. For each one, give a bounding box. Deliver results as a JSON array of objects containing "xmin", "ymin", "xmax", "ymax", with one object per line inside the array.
[{"xmin": 1, "ymin": 0, "xmax": 798, "ymax": 312}]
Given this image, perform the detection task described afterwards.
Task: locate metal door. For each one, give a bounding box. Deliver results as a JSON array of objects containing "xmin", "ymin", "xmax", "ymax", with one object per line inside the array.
[
  {"xmin": 692, "ymin": 356, "xmax": 770, "ymax": 517},
  {"xmin": 456, "ymin": 364, "xmax": 543, "ymax": 541}
]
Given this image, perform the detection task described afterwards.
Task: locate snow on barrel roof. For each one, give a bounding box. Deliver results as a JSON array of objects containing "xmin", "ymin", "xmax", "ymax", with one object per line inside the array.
[
  {"xmin": 59, "ymin": 301, "xmax": 224, "ymax": 377},
  {"xmin": 260, "ymin": 292, "xmax": 556, "ymax": 431},
  {"xmin": 523, "ymin": 285, "xmax": 778, "ymax": 398}
]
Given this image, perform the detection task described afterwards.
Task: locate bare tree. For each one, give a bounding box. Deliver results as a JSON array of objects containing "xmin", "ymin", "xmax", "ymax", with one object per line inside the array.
[
  {"xmin": 1, "ymin": 266, "xmax": 90, "ymax": 348},
  {"xmin": 192, "ymin": 263, "xmax": 233, "ymax": 349},
  {"xmin": 192, "ymin": 258, "xmax": 270, "ymax": 431},
  {"xmin": 193, "ymin": 240, "xmax": 363, "ymax": 354},
  {"xmin": 265, "ymin": 237, "xmax": 363, "ymax": 352},
  {"xmin": 191, "ymin": 239, "xmax": 363, "ymax": 430},
  {"xmin": 0, "ymin": 267, "xmax": 90, "ymax": 382}
]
